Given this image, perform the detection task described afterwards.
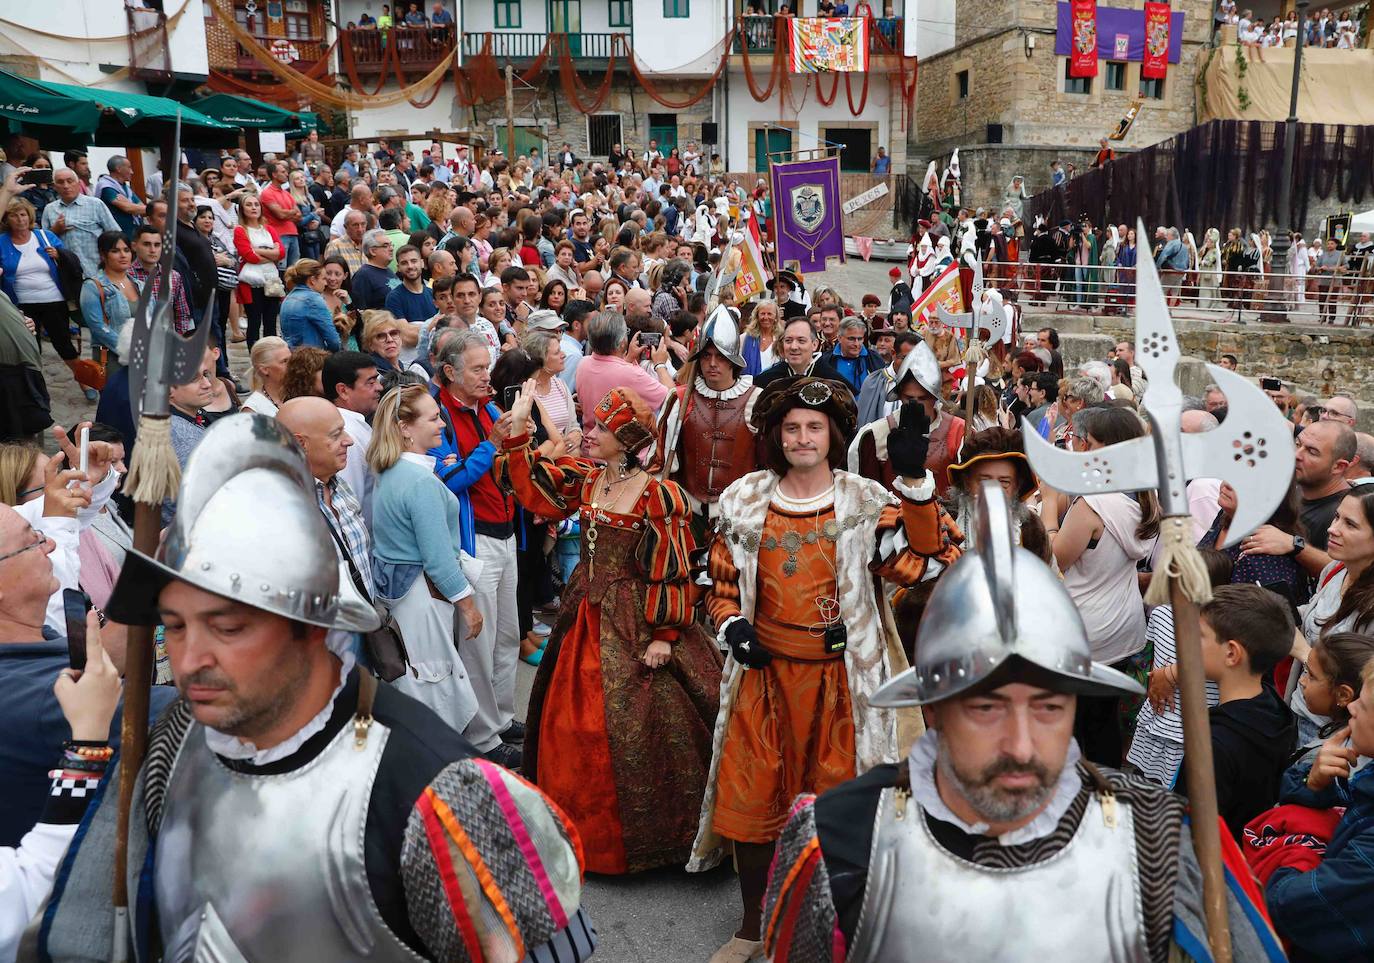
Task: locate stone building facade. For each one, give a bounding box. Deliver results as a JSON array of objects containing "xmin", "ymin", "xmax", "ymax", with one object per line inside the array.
[{"xmin": 909, "ymin": 0, "xmax": 1213, "ymax": 208}]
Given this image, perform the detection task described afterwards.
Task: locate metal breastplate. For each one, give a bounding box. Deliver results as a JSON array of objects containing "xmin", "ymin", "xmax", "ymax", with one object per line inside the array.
[
  {"xmin": 848, "ymin": 788, "xmax": 1148, "ymax": 963},
  {"xmin": 679, "ymin": 391, "xmax": 754, "ymax": 506},
  {"xmin": 155, "ymin": 717, "xmax": 423, "ymax": 963}
]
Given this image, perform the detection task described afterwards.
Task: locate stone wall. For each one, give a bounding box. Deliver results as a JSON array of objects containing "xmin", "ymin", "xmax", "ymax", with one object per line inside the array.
[
  {"xmin": 910, "ymin": 0, "xmax": 1212, "ymax": 162},
  {"xmin": 1040, "ymin": 311, "xmax": 1374, "ymax": 421},
  {"xmin": 912, "ymin": 144, "xmax": 1107, "ymax": 214}
]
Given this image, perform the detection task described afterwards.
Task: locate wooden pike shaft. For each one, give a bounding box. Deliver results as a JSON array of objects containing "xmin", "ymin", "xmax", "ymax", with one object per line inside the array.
[
  {"xmin": 1170, "ymin": 577, "xmax": 1233, "ymax": 963},
  {"xmin": 112, "ymin": 502, "xmax": 162, "ymax": 933}
]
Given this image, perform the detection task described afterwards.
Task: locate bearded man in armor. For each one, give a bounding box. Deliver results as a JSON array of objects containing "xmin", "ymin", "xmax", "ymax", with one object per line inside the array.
[
  {"xmin": 763, "ymin": 484, "xmax": 1284, "ymax": 963},
  {"xmin": 649, "ymin": 304, "xmax": 761, "ymax": 540},
  {"xmin": 27, "ymin": 415, "xmax": 593, "ymax": 963},
  {"xmin": 848, "ymin": 339, "xmax": 966, "ymax": 495}
]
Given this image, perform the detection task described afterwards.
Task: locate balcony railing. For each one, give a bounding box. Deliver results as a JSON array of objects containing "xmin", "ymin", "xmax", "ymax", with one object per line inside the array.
[
  {"xmin": 345, "ymin": 25, "xmax": 458, "ymax": 72},
  {"xmin": 734, "ymin": 15, "xmax": 902, "ymax": 54},
  {"xmin": 460, "ymin": 31, "xmax": 617, "ymax": 60}
]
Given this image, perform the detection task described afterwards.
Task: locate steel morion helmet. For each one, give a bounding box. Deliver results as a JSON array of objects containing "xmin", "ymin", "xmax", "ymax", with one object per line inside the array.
[
  {"xmin": 106, "ymin": 413, "xmax": 380, "ymax": 633},
  {"xmin": 871, "ymin": 481, "xmax": 1143, "ymax": 707},
  {"xmin": 690, "ymin": 303, "xmax": 746, "ymax": 369},
  {"xmin": 886, "ymin": 338, "xmax": 942, "ymax": 402}
]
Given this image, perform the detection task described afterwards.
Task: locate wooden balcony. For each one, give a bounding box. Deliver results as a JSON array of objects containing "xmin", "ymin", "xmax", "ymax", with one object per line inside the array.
[
  {"xmin": 733, "ymin": 15, "xmax": 903, "ymax": 56},
  {"xmin": 343, "ymin": 25, "xmax": 458, "ymax": 74}
]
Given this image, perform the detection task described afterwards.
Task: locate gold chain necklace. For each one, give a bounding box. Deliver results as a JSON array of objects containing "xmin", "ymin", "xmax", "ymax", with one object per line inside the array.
[{"xmin": 587, "ymin": 465, "xmax": 642, "ymax": 577}]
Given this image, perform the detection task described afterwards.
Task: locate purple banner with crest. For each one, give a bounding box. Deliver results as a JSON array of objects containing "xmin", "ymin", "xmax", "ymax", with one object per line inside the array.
[
  {"xmin": 1054, "ymin": 1, "xmax": 1183, "ymax": 63},
  {"xmin": 770, "ymin": 155, "xmax": 846, "ymax": 273}
]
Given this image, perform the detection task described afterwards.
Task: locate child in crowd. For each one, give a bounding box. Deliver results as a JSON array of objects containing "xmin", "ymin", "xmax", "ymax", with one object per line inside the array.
[
  {"xmin": 1295, "ymin": 631, "xmax": 1374, "ymax": 749},
  {"xmin": 1176, "ymin": 584, "xmax": 1297, "ymax": 840},
  {"xmin": 1265, "ymin": 657, "xmax": 1374, "ymax": 960},
  {"xmin": 1127, "ymin": 549, "xmax": 1232, "ymax": 787}
]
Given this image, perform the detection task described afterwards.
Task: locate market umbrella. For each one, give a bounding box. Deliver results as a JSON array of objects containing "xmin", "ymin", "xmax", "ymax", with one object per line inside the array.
[
  {"xmin": 0, "ymin": 68, "xmax": 238, "ymax": 148},
  {"xmin": 188, "ymin": 92, "xmax": 304, "ymax": 132}
]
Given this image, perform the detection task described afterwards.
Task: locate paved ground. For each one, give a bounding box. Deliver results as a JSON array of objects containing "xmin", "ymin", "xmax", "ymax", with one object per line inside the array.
[{"xmin": 510, "ymin": 665, "xmax": 742, "ymax": 961}]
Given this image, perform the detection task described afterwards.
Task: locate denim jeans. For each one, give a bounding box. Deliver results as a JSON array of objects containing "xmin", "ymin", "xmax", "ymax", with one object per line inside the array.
[{"xmin": 280, "ymin": 233, "xmax": 300, "ymax": 268}]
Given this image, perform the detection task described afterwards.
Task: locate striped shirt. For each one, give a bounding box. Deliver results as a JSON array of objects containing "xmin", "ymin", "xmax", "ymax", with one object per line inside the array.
[
  {"xmin": 324, "ymin": 235, "xmax": 365, "ymax": 276},
  {"xmin": 317, "ymin": 474, "xmax": 374, "ymax": 597},
  {"xmin": 1128, "ymin": 604, "xmax": 1220, "ymax": 784},
  {"xmin": 40, "ymin": 194, "xmax": 119, "ymax": 278}
]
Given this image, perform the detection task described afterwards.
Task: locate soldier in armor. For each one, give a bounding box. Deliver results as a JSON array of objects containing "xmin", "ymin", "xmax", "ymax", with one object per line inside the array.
[
  {"xmin": 26, "ymin": 415, "xmax": 594, "ymax": 963},
  {"xmin": 762, "ymin": 484, "xmax": 1285, "ymax": 963},
  {"xmin": 689, "ymin": 377, "xmax": 961, "ymax": 963},
  {"xmin": 848, "ymin": 338, "xmax": 967, "ymax": 495},
  {"xmin": 649, "ymin": 304, "xmax": 762, "ymax": 540}
]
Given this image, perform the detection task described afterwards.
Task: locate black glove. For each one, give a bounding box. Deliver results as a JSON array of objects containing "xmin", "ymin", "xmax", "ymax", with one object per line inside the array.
[
  {"xmin": 723, "ymin": 618, "xmax": 772, "ymax": 669},
  {"xmin": 887, "ymin": 400, "xmax": 932, "ymax": 478}
]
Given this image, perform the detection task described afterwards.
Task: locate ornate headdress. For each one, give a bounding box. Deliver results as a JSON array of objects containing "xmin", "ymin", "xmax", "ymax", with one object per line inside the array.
[
  {"xmin": 593, "ymin": 387, "xmax": 656, "ymax": 454},
  {"xmin": 751, "ymin": 376, "xmax": 857, "ymax": 440}
]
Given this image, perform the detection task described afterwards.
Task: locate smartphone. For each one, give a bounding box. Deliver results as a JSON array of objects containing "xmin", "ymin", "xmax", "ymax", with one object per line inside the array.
[
  {"xmin": 63, "ymin": 589, "xmax": 91, "ymax": 671},
  {"xmin": 501, "ymin": 384, "xmax": 520, "ymax": 410},
  {"xmin": 67, "ymin": 425, "xmax": 89, "ymax": 490},
  {"xmin": 20, "ymin": 168, "xmax": 52, "ymax": 187},
  {"xmin": 639, "ymin": 331, "xmax": 662, "ymax": 348},
  {"xmin": 1260, "ymin": 377, "xmax": 1283, "ymax": 392}
]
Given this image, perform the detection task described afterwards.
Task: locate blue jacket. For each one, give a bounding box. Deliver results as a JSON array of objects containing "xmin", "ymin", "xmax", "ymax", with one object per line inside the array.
[
  {"xmin": 1266, "ymin": 755, "xmax": 1374, "ymax": 960},
  {"xmin": 279, "ymin": 285, "xmax": 340, "ymax": 351},
  {"xmin": 371, "ymin": 457, "xmax": 471, "ymax": 601},
  {"xmin": 0, "ymin": 230, "xmax": 65, "ymax": 306},
  {"xmin": 830, "ymin": 344, "xmax": 882, "ymax": 393},
  {"xmin": 79, "ymin": 273, "xmax": 141, "ymax": 353},
  {"xmin": 425, "ymin": 384, "xmax": 498, "ymax": 558},
  {"xmin": 1156, "ymin": 238, "xmax": 1189, "ymax": 271}
]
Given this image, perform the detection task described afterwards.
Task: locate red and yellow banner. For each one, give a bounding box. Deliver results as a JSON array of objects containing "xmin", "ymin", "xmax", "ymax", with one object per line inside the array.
[
  {"xmin": 1142, "ymin": 2, "xmax": 1171, "ymax": 80},
  {"xmin": 1069, "ymin": 0, "xmax": 1098, "ymax": 78},
  {"xmin": 788, "ymin": 18, "xmax": 870, "ymax": 73},
  {"xmin": 734, "ymin": 211, "xmax": 770, "ymax": 303},
  {"xmin": 911, "ymin": 263, "xmax": 965, "ymax": 329}
]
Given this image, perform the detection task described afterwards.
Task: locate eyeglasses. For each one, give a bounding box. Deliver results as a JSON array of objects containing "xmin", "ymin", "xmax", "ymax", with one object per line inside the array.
[
  {"xmin": 0, "ymin": 529, "xmax": 48, "ymax": 564},
  {"xmin": 375, "ymin": 330, "xmax": 401, "ymax": 341}
]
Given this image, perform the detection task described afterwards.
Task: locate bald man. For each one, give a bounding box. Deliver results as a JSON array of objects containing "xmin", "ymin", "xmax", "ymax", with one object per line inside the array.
[
  {"xmin": 1347, "ymin": 431, "xmax": 1374, "ymax": 484},
  {"xmin": 330, "ymin": 183, "xmax": 376, "ymax": 238},
  {"xmin": 1322, "ymin": 394, "xmax": 1358, "ymax": 427},
  {"xmin": 275, "ymin": 400, "xmax": 373, "ymax": 600}
]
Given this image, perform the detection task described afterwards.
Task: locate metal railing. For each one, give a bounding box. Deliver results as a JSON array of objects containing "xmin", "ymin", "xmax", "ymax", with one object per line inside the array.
[
  {"xmin": 460, "ymin": 31, "xmax": 617, "ymax": 59},
  {"xmin": 961, "ymin": 260, "xmax": 1374, "ymax": 326},
  {"xmin": 733, "ymin": 15, "xmax": 902, "ymax": 53}
]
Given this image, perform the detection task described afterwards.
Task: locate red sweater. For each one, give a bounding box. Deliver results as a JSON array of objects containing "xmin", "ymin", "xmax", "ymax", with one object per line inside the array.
[{"xmin": 232, "ymin": 223, "xmax": 285, "ymax": 304}]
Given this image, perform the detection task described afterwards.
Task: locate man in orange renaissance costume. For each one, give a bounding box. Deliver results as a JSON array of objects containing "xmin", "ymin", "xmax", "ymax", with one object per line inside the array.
[{"xmin": 687, "ymin": 376, "xmax": 961, "ymax": 963}]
